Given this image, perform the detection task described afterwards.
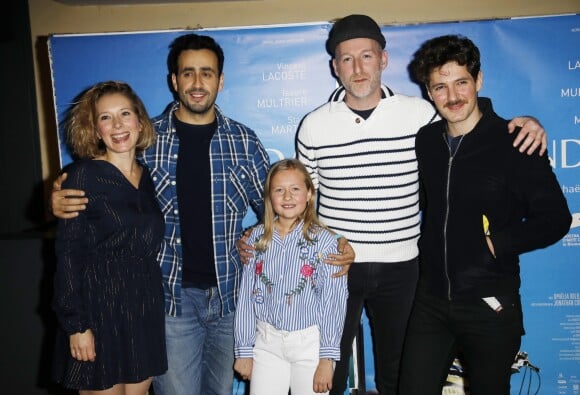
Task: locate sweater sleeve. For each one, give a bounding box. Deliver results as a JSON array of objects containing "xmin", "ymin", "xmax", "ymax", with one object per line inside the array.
[
  {"xmin": 233, "ymin": 229, "xmax": 260, "ymax": 358},
  {"xmin": 315, "ymin": 232, "xmax": 348, "ymax": 360},
  {"xmin": 52, "ymin": 162, "xmax": 92, "ymax": 336},
  {"xmin": 296, "ymin": 115, "xmax": 320, "ymax": 190},
  {"xmin": 491, "ymin": 150, "xmax": 571, "ymax": 258},
  {"xmin": 247, "ymin": 132, "xmax": 270, "ymax": 221}
]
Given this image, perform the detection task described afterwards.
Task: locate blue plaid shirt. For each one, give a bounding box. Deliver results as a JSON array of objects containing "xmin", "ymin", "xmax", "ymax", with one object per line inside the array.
[{"xmin": 142, "ymin": 102, "xmax": 270, "ymax": 317}]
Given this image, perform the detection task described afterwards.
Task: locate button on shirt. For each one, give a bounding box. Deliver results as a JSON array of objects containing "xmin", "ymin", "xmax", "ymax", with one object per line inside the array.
[
  {"xmin": 234, "ymin": 222, "xmax": 348, "ymax": 360},
  {"xmin": 143, "ymin": 102, "xmax": 270, "ymax": 317}
]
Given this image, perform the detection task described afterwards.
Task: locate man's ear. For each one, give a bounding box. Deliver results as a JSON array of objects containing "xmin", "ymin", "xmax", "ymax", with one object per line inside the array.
[
  {"xmin": 426, "ymin": 85, "xmax": 433, "ymax": 101},
  {"xmin": 476, "ymin": 71, "xmax": 483, "ymax": 92},
  {"xmin": 218, "ymin": 72, "xmax": 225, "ymax": 92},
  {"xmin": 381, "ymin": 50, "xmax": 388, "ymax": 71},
  {"xmin": 332, "ymin": 58, "xmax": 338, "ymax": 76},
  {"xmin": 171, "ymin": 73, "xmax": 178, "ymax": 92}
]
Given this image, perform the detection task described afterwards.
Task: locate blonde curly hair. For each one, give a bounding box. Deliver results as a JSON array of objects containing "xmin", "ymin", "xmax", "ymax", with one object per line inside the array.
[{"xmin": 65, "ymin": 81, "xmax": 155, "ymax": 159}]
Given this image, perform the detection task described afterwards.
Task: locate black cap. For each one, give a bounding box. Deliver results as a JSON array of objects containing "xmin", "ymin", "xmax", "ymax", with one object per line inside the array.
[{"xmin": 326, "ymin": 14, "xmax": 386, "ymax": 57}]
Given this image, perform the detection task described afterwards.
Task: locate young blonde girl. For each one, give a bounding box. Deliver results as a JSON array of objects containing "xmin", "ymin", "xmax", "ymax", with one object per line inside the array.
[{"xmin": 234, "ymin": 159, "xmax": 348, "ymax": 394}]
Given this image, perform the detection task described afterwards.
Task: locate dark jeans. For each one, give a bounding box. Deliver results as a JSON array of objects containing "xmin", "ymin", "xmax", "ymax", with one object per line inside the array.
[
  {"xmin": 330, "ymin": 259, "xmax": 418, "ymax": 395},
  {"xmin": 399, "ymin": 291, "xmax": 524, "ymax": 395}
]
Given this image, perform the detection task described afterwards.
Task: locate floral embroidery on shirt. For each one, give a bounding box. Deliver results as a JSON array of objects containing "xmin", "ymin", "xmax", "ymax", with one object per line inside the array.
[
  {"xmin": 253, "ymin": 287, "xmax": 264, "ymax": 304},
  {"xmin": 255, "ymin": 260, "xmax": 274, "ymax": 293},
  {"xmin": 254, "ymin": 236, "xmax": 321, "ymax": 305}
]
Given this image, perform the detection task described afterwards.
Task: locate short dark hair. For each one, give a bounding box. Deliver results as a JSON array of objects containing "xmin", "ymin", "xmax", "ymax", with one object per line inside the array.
[
  {"xmin": 167, "ymin": 33, "xmax": 225, "ymax": 76},
  {"xmin": 409, "ymin": 34, "xmax": 481, "ymax": 86}
]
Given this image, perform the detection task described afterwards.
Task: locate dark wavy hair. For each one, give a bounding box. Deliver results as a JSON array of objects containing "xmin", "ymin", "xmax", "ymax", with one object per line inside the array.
[{"xmin": 409, "ymin": 34, "xmax": 481, "ymax": 86}]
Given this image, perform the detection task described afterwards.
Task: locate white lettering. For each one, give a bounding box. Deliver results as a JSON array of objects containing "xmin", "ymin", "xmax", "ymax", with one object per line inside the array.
[
  {"xmin": 276, "ymin": 63, "xmax": 305, "ymax": 71},
  {"xmin": 569, "ymin": 60, "xmax": 580, "ymax": 70},
  {"xmin": 282, "ymin": 88, "xmax": 307, "ymax": 97},
  {"xmin": 561, "ymin": 139, "xmax": 580, "ymax": 168},
  {"xmin": 262, "ymin": 70, "xmax": 306, "ymax": 81},
  {"xmin": 257, "ymin": 97, "xmax": 308, "ymax": 108},
  {"xmin": 287, "ymin": 116, "xmax": 301, "ymax": 125},
  {"xmin": 561, "ymin": 184, "xmax": 580, "ymax": 193},
  {"xmin": 561, "ymin": 88, "xmax": 579, "ymax": 97},
  {"xmin": 550, "ymin": 139, "xmax": 580, "ymax": 168},
  {"xmin": 271, "ymin": 124, "xmax": 296, "ymax": 135}
]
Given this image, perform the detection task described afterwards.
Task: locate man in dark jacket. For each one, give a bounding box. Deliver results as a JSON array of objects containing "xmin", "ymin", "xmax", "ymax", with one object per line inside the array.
[{"xmin": 398, "ymin": 34, "xmax": 572, "ymax": 395}]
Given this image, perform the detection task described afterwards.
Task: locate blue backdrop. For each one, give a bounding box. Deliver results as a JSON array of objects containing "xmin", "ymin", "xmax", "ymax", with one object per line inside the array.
[{"xmin": 49, "ymin": 13, "xmax": 579, "ymax": 394}]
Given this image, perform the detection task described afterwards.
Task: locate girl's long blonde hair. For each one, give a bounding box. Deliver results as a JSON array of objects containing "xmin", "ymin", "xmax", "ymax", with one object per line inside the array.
[{"xmin": 255, "ymin": 159, "xmax": 327, "ymax": 252}]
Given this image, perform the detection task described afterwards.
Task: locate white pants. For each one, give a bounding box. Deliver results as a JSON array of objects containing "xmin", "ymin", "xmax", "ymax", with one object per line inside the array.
[{"xmin": 250, "ymin": 321, "xmax": 328, "ymax": 395}]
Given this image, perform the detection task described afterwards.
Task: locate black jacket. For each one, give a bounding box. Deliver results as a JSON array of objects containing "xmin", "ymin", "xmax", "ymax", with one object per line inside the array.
[{"xmin": 416, "ymin": 97, "xmax": 571, "ymax": 300}]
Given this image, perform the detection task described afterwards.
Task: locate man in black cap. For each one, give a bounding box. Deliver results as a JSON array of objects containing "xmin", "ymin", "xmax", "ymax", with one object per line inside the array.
[{"xmin": 296, "ymin": 14, "xmax": 548, "ymax": 395}]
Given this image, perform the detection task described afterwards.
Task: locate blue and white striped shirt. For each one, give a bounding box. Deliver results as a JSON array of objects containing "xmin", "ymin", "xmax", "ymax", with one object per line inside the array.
[
  {"xmin": 142, "ymin": 102, "xmax": 270, "ymax": 317},
  {"xmin": 234, "ymin": 221, "xmax": 348, "ymax": 360}
]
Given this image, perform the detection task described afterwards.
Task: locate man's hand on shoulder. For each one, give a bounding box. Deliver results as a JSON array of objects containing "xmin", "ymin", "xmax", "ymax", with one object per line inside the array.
[
  {"xmin": 508, "ymin": 116, "xmax": 547, "ymax": 156},
  {"xmin": 326, "ymin": 236, "xmax": 355, "ymax": 278},
  {"xmin": 51, "ymin": 173, "xmax": 88, "ymax": 219},
  {"xmin": 236, "ymin": 228, "xmax": 255, "ymax": 264}
]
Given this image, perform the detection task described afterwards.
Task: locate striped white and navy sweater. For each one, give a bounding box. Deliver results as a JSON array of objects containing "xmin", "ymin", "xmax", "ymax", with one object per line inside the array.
[{"xmin": 297, "ymin": 85, "xmax": 437, "ymax": 263}]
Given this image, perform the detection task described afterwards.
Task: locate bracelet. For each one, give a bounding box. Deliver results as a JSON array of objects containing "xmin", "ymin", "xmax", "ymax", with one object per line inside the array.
[{"xmin": 334, "ymin": 233, "xmax": 343, "ymax": 240}]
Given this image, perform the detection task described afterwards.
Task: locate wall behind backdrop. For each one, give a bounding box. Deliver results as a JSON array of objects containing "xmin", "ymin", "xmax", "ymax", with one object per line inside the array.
[
  {"xmin": 28, "ymin": 0, "xmax": 580, "ymax": 199},
  {"xmin": 49, "ymin": 13, "xmax": 579, "ymax": 394}
]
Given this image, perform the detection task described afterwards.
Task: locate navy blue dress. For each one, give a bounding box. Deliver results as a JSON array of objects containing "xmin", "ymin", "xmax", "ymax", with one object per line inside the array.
[{"xmin": 52, "ymin": 159, "xmax": 167, "ymax": 390}]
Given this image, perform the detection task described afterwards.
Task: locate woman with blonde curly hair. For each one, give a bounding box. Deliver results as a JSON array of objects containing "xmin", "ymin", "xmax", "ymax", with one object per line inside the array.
[{"xmin": 52, "ymin": 81, "xmax": 166, "ymax": 395}]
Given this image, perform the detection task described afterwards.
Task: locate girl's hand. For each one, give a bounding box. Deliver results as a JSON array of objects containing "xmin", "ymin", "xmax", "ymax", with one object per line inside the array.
[
  {"xmin": 69, "ymin": 329, "xmax": 96, "ymax": 361},
  {"xmin": 313, "ymin": 358, "xmax": 334, "ymax": 393},
  {"xmin": 234, "ymin": 358, "xmax": 253, "ymax": 380}
]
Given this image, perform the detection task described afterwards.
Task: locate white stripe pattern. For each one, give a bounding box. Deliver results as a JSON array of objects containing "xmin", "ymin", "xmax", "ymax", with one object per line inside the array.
[
  {"xmin": 297, "ymin": 86, "xmax": 438, "ymax": 263},
  {"xmin": 234, "ymin": 222, "xmax": 348, "ymax": 360}
]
